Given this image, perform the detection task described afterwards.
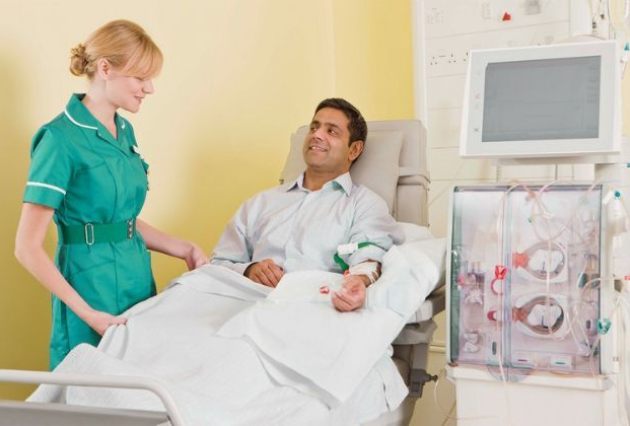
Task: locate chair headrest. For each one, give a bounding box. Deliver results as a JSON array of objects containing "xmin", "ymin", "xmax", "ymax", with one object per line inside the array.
[{"xmin": 280, "ymin": 120, "xmax": 429, "ymax": 215}]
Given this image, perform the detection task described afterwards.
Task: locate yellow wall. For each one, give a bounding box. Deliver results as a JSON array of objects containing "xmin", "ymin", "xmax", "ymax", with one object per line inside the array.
[
  {"xmin": 0, "ymin": 0, "xmax": 414, "ymax": 399},
  {"xmin": 332, "ymin": 0, "xmax": 415, "ymax": 119}
]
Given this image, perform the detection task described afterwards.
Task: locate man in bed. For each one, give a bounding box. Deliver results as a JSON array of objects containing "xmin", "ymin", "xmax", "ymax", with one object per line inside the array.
[{"xmin": 211, "ymin": 98, "xmax": 403, "ymax": 312}]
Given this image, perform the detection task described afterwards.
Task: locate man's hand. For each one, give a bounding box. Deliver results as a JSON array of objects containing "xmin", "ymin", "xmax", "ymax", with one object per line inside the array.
[
  {"xmin": 332, "ymin": 275, "xmax": 370, "ymax": 312},
  {"xmin": 245, "ymin": 259, "xmax": 284, "ymax": 287}
]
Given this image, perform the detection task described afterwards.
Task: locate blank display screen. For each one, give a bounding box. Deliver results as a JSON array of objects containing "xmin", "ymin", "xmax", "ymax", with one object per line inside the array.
[{"xmin": 482, "ymin": 56, "xmax": 600, "ymax": 142}]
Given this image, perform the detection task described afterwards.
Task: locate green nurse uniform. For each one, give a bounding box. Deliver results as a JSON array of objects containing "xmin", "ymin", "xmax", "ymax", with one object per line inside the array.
[{"xmin": 23, "ymin": 94, "xmax": 156, "ymax": 370}]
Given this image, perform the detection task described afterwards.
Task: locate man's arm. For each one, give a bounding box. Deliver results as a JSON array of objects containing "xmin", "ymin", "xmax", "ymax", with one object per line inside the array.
[
  {"xmin": 347, "ymin": 189, "xmax": 403, "ymax": 266},
  {"xmin": 210, "ymin": 201, "xmax": 285, "ymax": 287},
  {"xmin": 333, "ymin": 189, "xmax": 403, "ymax": 311},
  {"xmin": 210, "ymin": 203, "xmax": 255, "ymax": 275}
]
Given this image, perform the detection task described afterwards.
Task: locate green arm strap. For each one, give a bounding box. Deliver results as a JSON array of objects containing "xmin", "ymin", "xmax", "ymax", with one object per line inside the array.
[{"xmin": 333, "ymin": 241, "xmax": 386, "ymax": 272}]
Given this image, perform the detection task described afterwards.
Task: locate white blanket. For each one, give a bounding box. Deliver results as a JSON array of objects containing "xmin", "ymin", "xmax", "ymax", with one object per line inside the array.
[{"xmin": 29, "ymin": 241, "xmax": 445, "ymax": 426}]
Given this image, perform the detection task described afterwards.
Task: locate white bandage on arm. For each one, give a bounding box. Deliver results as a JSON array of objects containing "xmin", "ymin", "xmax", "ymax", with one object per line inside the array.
[
  {"xmin": 337, "ymin": 242, "xmax": 359, "ymax": 255},
  {"xmin": 348, "ymin": 261, "xmax": 380, "ymax": 285}
]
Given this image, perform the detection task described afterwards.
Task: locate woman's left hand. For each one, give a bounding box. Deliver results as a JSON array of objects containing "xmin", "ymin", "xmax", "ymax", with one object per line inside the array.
[{"xmin": 184, "ymin": 243, "xmax": 208, "ymax": 270}]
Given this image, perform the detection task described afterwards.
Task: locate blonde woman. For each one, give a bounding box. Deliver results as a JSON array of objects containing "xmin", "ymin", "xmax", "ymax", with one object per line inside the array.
[{"xmin": 15, "ymin": 20, "xmax": 207, "ymax": 369}]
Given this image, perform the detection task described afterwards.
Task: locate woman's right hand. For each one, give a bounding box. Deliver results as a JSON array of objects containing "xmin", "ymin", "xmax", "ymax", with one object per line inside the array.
[
  {"xmin": 84, "ymin": 310, "xmax": 127, "ymax": 336},
  {"xmin": 16, "ymin": 203, "xmax": 128, "ymax": 337}
]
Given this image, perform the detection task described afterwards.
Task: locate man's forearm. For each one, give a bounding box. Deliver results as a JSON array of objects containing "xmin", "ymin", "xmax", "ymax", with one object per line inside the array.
[{"xmin": 348, "ymin": 260, "xmax": 381, "ymax": 286}]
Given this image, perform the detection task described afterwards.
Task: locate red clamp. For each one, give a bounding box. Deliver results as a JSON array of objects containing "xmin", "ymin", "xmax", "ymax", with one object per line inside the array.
[
  {"xmin": 487, "ymin": 310, "xmax": 498, "ymax": 321},
  {"xmin": 491, "ymin": 265, "xmax": 508, "ymax": 295}
]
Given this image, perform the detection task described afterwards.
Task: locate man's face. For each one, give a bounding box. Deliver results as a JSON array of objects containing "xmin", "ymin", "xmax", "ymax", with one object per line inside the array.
[{"xmin": 302, "ymin": 107, "xmax": 363, "ymax": 175}]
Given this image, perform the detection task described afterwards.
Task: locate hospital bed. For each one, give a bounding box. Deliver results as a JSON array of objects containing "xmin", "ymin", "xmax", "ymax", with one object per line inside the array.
[{"xmin": 0, "ymin": 119, "xmax": 445, "ymax": 426}]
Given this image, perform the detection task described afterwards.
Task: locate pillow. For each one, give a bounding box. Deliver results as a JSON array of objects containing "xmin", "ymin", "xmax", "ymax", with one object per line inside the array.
[
  {"xmin": 398, "ymin": 221, "xmax": 434, "ymax": 243},
  {"xmin": 281, "ymin": 128, "xmax": 404, "ymax": 214},
  {"xmin": 397, "ymin": 238, "xmax": 447, "ymax": 290}
]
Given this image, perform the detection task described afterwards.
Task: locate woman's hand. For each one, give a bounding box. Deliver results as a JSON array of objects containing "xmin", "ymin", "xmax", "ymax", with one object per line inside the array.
[
  {"xmin": 16, "ymin": 203, "xmax": 126, "ymax": 336},
  {"xmin": 135, "ymin": 220, "xmax": 208, "ymax": 270},
  {"xmin": 84, "ymin": 310, "xmax": 127, "ymax": 336},
  {"xmin": 183, "ymin": 243, "xmax": 208, "ymax": 270}
]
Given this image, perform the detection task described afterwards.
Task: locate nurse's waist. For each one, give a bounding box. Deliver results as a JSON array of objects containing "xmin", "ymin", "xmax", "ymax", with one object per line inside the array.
[{"xmin": 57, "ymin": 218, "xmax": 137, "ymax": 245}]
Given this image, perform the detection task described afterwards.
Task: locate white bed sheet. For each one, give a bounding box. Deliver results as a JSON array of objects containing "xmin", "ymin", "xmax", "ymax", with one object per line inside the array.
[{"xmin": 28, "ymin": 241, "xmax": 445, "ymax": 426}]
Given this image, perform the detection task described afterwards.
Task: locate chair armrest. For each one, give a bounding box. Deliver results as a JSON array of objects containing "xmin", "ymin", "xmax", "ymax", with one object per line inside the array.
[{"xmin": 405, "ymin": 279, "xmax": 446, "ymax": 325}]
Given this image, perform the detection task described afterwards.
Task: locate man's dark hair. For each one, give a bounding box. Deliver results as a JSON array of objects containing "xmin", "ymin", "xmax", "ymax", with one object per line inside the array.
[{"xmin": 315, "ymin": 98, "xmax": 367, "ymax": 145}]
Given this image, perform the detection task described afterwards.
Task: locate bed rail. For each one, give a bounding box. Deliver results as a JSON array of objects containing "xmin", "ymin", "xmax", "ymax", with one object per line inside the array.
[{"xmin": 0, "ymin": 369, "xmax": 184, "ymax": 426}]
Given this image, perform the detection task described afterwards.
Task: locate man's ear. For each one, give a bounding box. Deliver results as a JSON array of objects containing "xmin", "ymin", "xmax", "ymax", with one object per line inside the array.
[
  {"xmin": 349, "ymin": 140, "xmax": 364, "ymax": 162},
  {"xmin": 95, "ymin": 59, "xmax": 111, "ymax": 80}
]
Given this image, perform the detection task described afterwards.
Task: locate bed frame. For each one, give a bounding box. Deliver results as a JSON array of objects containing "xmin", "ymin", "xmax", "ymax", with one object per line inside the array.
[
  {"xmin": 0, "ymin": 119, "xmax": 444, "ymax": 426},
  {"xmin": 0, "ymin": 369, "xmax": 181, "ymax": 425}
]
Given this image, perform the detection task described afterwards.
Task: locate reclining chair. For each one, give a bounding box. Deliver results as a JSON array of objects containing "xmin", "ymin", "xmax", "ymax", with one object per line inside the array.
[{"xmin": 281, "ymin": 119, "xmax": 446, "ymax": 426}]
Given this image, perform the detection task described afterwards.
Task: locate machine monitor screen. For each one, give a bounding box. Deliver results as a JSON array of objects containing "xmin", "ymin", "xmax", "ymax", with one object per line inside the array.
[{"xmin": 460, "ymin": 41, "xmax": 619, "ymax": 160}]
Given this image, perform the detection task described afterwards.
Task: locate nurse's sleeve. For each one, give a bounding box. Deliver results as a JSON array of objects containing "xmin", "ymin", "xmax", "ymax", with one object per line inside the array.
[
  {"xmin": 347, "ymin": 188, "xmax": 404, "ymax": 266},
  {"xmin": 210, "ymin": 201, "xmax": 255, "ymax": 275},
  {"xmin": 23, "ymin": 128, "xmax": 74, "ymax": 209}
]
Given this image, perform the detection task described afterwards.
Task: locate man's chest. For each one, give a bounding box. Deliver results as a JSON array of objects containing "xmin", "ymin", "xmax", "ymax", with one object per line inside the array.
[{"xmin": 251, "ymin": 192, "xmax": 356, "ymax": 243}]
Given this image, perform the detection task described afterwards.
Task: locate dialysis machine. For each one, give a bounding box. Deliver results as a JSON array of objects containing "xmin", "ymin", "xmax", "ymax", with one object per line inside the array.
[
  {"xmin": 449, "ymin": 184, "xmax": 611, "ymax": 373},
  {"xmin": 447, "ymin": 40, "xmax": 629, "ymax": 425}
]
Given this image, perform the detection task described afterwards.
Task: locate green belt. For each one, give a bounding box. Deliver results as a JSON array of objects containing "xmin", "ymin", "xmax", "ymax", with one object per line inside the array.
[{"xmin": 58, "ymin": 219, "xmax": 137, "ymax": 245}]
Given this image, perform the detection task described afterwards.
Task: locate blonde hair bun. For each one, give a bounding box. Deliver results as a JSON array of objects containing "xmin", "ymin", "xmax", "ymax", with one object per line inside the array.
[{"xmin": 69, "ymin": 43, "xmax": 88, "ymax": 76}]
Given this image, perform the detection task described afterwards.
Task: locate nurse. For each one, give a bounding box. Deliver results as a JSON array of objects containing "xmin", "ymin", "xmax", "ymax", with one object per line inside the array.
[{"xmin": 14, "ymin": 20, "xmax": 207, "ymax": 369}]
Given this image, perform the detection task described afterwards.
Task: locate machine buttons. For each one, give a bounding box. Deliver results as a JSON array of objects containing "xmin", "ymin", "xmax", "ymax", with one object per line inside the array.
[{"xmin": 550, "ymin": 355, "xmax": 573, "ymax": 370}]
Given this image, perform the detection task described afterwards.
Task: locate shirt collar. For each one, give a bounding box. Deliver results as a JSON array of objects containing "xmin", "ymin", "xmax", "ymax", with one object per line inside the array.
[
  {"xmin": 284, "ymin": 174, "xmax": 303, "ymax": 192},
  {"xmin": 63, "ymin": 93, "xmax": 126, "ymax": 133},
  {"xmin": 285, "ymin": 172, "xmax": 353, "ymax": 196},
  {"xmin": 64, "ymin": 94, "xmax": 99, "ymax": 130},
  {"xmin": 332, "ymin": 172, "xmax": 353, "ymax": 195}
]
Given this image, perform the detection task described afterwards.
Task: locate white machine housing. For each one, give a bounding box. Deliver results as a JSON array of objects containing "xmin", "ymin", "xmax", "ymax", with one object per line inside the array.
[{"xmin": 460, "ymin": 40, "xmax": 620, "ymax": 163}]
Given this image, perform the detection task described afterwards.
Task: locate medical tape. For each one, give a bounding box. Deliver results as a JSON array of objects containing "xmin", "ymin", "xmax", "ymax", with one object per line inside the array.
[{"xmin": 348, "ymin": 261, "xmax": 379, "ymax": 284}]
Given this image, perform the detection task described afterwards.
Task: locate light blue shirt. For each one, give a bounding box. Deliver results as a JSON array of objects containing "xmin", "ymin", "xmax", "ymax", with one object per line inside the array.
[{"xmin": 211, "ymin": 172, "xmax": 403, "ymax": 275}]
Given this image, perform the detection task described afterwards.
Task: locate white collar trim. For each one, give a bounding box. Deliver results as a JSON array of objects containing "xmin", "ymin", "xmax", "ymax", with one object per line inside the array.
[{"xmin": 64, "ymin": 109, "xmax": 98, "ymax": 131}]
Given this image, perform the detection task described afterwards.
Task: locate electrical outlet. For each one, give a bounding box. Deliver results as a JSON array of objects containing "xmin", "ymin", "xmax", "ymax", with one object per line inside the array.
[
  {"xmin": 482, "ymin": 2, "xmax": 493, "ymax": 20},
  {"xmin": 526, "ymin": 0, "xmax": 542, "ymax": 15},
  {"xmin": 427, "ymin": 47, "xmax": 470, "ymax": 77},
  {"xmin": 426, "ymin": 7, "xmax": 444, "ymax": 25}
]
